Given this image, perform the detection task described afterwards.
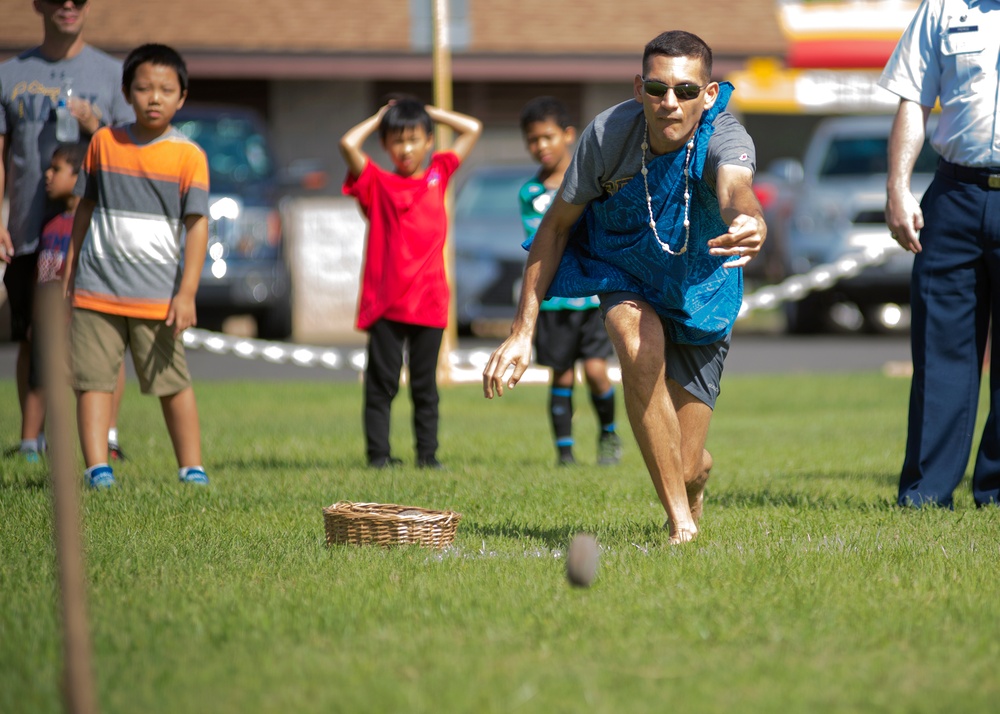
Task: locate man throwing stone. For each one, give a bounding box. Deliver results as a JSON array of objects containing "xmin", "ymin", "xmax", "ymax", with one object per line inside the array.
[{"xmin": 482, "ymin": 30, "xmax": 766, "ymax": 544}]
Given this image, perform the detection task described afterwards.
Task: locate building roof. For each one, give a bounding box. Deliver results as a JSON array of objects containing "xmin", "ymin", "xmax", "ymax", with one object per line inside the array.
[{"xmin": 0, "ymin": 0, "xmax": 787, "ymax": 80}]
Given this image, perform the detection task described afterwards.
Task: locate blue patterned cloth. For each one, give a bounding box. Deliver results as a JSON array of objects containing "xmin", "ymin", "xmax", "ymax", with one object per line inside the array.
[{"xmin": 547, "ymin": 83, "xmax": 742, "ymax": 345}]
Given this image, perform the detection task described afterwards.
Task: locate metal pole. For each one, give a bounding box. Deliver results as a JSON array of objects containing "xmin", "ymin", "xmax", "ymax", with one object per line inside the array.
[
  {"xmin": 38, "ymin": 283, "xmax": 98, "ymax": 714},
  {"xmin": 432, "ymin": 0, "xmax": 457, "ymax": 384}
]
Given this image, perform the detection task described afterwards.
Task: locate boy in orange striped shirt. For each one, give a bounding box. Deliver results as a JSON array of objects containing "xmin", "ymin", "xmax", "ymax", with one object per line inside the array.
[{"xmin": 64, "ymin": 44, "xmax": 210, "ymax": 489}]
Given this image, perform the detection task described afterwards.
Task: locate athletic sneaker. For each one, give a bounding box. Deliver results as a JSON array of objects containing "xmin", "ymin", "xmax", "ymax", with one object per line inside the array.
[
  {"xmin": 557, "ymin": 453, "xmax": 577, "ymax": 467},
  {"xmin": 86, "ymin": 465, "xmax": 116, "ymax": 489},
  {"xmin": 178, "ymin": 467, "xmax": 209, "ymax": 485},
  {"xmin": 416, "ymin": 456, "xmax": 445, "ymax": 470},
  {"xmin": 19, "ymin": 446, "xmax": 41, "ymax": 463},
  {"xmin": 108, "ymin": 443, "xmax": 127, "ymax": 461},
  {"xmin": 597, "ymin": 431, "xmax": 623, "ymax": 466}
]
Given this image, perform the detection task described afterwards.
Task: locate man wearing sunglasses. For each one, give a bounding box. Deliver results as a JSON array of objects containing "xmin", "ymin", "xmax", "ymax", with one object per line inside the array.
[
  {"xmin": 1, "ymin": 0, "xmax": 133, "ymax": 460},
  {"xmin": 484, "ymin": 30, "xmax": 765, "ymax": 545}
]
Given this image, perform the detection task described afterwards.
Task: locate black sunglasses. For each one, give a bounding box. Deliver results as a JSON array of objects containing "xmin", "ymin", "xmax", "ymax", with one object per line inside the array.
[
  {"xmin": 43, "ymin": 0, "xmax": 88, "ymax": 6},
  {"xmin": 642, "ymin": 79, "xmax": 706, "ymax": 101}
]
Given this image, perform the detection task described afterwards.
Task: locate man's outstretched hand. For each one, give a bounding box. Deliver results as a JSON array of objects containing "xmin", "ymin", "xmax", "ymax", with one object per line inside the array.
[{"xmin": 482, "ymin": 331, "xmax": 533, "ymax": 399}]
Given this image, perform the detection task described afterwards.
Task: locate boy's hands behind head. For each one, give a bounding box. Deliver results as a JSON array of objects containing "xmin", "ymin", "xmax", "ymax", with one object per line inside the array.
[{"xmin": 166, "ymin": 291, "xmax": 197, "ymax": 337}]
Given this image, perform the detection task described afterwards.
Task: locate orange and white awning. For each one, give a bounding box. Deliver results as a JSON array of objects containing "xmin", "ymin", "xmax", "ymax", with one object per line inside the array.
[{"xmin": 727, "ymin": 0, "xmax": 920, "ymax": 114}]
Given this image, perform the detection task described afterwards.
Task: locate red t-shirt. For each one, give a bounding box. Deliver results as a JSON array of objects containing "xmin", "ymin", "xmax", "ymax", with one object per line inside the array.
[{"xmin": 343, "ymin": 152, "xmax": 460, "ymax": 331}]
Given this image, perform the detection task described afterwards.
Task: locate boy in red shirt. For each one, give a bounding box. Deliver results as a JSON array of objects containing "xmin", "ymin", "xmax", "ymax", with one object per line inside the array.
[
  {"xmin": 340, "ymin": 96, "xmax": 481, "ymax": 468},
  {"xmin": 17, "ymin": 143, "xmax": 87, "ymax": 462}
]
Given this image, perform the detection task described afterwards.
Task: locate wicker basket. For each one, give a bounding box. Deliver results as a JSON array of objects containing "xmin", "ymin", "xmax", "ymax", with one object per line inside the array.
[{"xmin": 323, "ymin": 501, "xmax": 462, "ymax": 549}]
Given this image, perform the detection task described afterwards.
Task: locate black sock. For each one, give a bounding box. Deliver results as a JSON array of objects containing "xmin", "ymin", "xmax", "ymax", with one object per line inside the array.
[
  {"xmin": 592, "ymin": 387, "xmax": 616, "ymax": 432},
  {"xmin": 550, "ymin": 387, "xmax": 574, "ymax": 450}
]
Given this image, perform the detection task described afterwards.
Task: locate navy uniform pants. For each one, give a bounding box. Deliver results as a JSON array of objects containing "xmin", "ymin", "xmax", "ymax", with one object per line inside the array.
[{"xmin": 900, "ymin": 168, "xmax": 1000, "ymax": 507}]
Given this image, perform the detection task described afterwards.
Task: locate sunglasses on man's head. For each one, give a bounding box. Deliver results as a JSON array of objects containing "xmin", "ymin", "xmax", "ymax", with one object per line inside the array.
[
  {"xmin": 43, "ymin": 0, "xmax": 88, "ymax": 6},
  {"xmin": 642, "ymin": 79, "xmax": 706, "ymax": 101}
]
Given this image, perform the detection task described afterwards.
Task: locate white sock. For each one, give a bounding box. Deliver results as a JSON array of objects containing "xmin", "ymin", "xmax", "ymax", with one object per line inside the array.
[
  {"xmin": 37, "ymin": 433, "xmax": 46, "ymax": 452},
  {"xmin": 19, "ymin": 438, "xmax": 38, "ymax": 453},
  {"xmin": 108, "ymin": 427, "xmax": 119, "ymax": 445},
  {"xmin": 85, "ymin": 463, "xmax": 111, "ymax": 477},
  {"xmin": 179, "ymin": 466, "xmax": 205, "ymax": 479}
]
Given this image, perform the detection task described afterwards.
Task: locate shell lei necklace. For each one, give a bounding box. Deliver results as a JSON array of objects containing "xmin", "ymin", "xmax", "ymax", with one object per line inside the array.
[{"xmin": 641, "ymin": 119, "xmax": 694, "ymax": 255}]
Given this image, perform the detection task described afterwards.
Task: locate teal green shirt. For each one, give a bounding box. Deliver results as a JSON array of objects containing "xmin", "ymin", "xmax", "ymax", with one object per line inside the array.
[{"xmin": 519, "ymin": 176, "xmax": 600, "ymax": 312}]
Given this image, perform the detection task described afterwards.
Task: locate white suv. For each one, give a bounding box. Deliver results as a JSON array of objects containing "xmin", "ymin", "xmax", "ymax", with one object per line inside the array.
[{"xmin": 775, "ymin": 115, "xmax": 938, "ymax": 333}]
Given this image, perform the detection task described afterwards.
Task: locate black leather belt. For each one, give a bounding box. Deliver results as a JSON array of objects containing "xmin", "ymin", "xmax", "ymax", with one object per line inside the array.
[{"xmin": 938, "ymin": 160, "xmax": 1000, "ymax": 190}]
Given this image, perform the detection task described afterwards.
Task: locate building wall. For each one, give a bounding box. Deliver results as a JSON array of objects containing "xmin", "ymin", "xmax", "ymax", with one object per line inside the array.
[
  {"xmin": 0, "ymin": 0, "xmax": 790, "ymax": 187},
  {"xmin": 258, "ymin": 77, "xmax": 639, "ymax": 192},
  {"xmin": 268, "ymin": 80, "xmax": 369, "ymax": 190},
  {"xmin": 467, "ymin": 0, "xmax": 785, "ymax": 56},
  {"xmin": 0, "ymin": 1, "xmax": 785, "ymax": 57}
]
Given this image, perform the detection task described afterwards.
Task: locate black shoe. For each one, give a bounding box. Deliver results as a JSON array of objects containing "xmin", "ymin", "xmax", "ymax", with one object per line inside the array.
[
  {"xmin": 557, "ymin": 453, "xmax": 577, "ymax": 466},
  {"xmin": 597, "ymin": 431, "xmax": 623, "ymax": 466},
  {"xmin": 109, "ymin": 442, "xmax": 127, "ymax": 462},
  {"xmin": 416, "ymin": 457, "xmax": 445, "ymax": 470},
  {"xmin": 369, "ymin": 456, "xmax": 403, "ymax": 469}
]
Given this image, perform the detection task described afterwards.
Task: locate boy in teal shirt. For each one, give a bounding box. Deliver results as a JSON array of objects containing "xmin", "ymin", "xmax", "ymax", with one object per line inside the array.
[{"xmin": 519, "ymin": 97, "xmax": 621, "ymax": 466}]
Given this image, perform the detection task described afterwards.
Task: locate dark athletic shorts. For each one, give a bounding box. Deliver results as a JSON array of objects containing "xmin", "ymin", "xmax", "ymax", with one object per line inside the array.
[
  {"xmin": 3, "ymin": 252, "xmax": 39, "ymax": 342},
  {"xmin": 534, "ymin": 307, "xmax": 614, "ymax": 372},
  {"xmin": 599, "ymin": 291, "xmax": 729, "ymax": 409}
]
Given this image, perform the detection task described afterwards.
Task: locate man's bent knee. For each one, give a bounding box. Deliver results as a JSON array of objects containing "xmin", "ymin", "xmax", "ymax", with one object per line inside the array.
[{"xmin": 603, "ymin": 300, "xmax": 663, "ymax": 366}]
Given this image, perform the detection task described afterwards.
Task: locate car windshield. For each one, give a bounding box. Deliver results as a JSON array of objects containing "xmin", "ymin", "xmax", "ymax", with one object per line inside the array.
[
  {"xmin": 175, "ymin": 115, "xmax": 274, "ymax": 191},
  {"xmin": 819, "ymin": 136, "xmax": 939, "ymax": 177},
  {"xmin": 454, "ymin": 172, "xmax": 526, "ymax": 221}
]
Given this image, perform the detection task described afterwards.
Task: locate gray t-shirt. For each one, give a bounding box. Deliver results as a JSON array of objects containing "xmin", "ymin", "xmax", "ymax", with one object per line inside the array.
[
  {"xmin": 561, "ymin": 99, "xmax": 755, "ymax": 207},
  {"xmin": 0, "ymin": 45, "xmax": 133, "ymax": 255}
]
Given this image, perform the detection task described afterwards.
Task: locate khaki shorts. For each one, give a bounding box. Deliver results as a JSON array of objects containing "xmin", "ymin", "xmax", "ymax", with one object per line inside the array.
[{"xmin": 71, "ymin": 309, "xmax": 191, "ymax": 396}]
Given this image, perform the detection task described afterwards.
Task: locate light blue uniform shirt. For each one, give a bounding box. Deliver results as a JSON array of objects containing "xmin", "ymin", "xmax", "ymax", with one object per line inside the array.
[{"xmin": 879, "ymin": 0, "xmax": 1000, "ymax": 168}]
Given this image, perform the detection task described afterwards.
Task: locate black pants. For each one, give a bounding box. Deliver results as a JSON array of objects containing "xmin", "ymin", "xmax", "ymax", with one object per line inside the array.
[{"xmin": 364, "ymin": 318, "xmax": 443, "ymax": 463}]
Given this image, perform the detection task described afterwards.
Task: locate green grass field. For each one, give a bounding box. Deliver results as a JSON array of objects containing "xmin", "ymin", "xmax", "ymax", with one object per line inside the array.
[{"xmin": 2, "ymin": 371, "xmax": 998, "ymax": 713}]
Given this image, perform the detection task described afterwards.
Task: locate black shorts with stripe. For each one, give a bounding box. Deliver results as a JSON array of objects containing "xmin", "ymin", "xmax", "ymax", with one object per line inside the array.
[{"xmin": 534, "ymin": 307, "xmax": 614, "ymax": 372}]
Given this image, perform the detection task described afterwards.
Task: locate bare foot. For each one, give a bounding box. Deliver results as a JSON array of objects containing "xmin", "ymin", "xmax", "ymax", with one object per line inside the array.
[
  {"xmin": 663, "ymin": 517, "xmax": 698, "ymax": 544},
  {"xmin": 663, "ymin": 451, "xmax": 711, "ymax": 544},
  {"xmin": 668, "ymin": 522, "xmax": 698, "ymax": 545}
]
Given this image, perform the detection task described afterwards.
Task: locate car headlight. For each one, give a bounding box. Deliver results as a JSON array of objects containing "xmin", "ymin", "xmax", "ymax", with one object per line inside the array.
[{"xmin": 209, "ymin": 204, "xmax": 282, "ymax": 260}]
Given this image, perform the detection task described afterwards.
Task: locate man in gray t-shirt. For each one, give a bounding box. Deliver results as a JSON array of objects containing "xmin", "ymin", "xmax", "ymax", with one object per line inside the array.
[
  {"xmin": 1, "ymin": 4, "xmax": 132, "ymax": 262},
  {"xmin": 0, "ymin": 44, "xmax": 131, "ymax": 258},
  {"xmin": 562, "ymin": 101, "xmax": 755, "ymax": 205},
  {"xmin": 484, "ymin": 31, "xmax": 767, "ymax": 545},
  {"xmin": 0, "ymin": 0, "xmax": 133, "ymax": 459}
]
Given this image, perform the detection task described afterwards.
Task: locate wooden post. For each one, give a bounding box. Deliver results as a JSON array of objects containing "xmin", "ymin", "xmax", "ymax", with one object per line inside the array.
[
  {"xmin": 432, "ymin": 0, "xmax": 456, "ymax": 385},
  {"xmin": 38, "ymin": 284, "xmax": 98, "ymax": 714}
]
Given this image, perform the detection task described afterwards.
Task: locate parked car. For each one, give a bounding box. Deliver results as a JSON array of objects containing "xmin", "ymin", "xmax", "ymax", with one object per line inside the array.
[
  {"xmin": 174, "ymin": 105, "xmax": 294, "ymax": 339},
  {"xmin": 452, "ymin": 164, "xmax": 536, "ymax": 334},
  {"xmin": 774, "ymin": 115, "xmax": 939, "ymax": 333},
  {"xmin": 749, "ymin": 157, "xmax": 802, "ymax": 286}
]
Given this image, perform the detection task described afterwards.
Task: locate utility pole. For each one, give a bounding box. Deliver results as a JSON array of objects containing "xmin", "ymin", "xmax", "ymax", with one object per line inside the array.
[{"xmin": 432, "ymin": 0, "xmax": 457, "ymax": 384}]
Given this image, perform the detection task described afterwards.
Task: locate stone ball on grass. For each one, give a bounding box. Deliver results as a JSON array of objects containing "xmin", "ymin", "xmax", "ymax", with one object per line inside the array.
[{"xmin": 566, "ymin": 533, "xmax": 599, "ymax": 587}]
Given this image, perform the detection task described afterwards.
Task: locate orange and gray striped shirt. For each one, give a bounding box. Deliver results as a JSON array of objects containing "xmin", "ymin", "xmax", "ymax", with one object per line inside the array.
[{"xmin": 73, "ymin": 125, "xmax": 209, "ymax": 320}]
